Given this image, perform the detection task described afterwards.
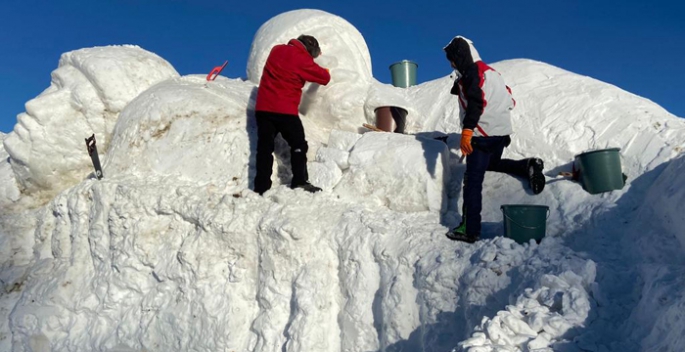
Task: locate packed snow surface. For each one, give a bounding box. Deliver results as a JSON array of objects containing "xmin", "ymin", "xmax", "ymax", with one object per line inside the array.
[{"xmin": 1, "ymin": 8, "xmax": 685, "ymax": 352}]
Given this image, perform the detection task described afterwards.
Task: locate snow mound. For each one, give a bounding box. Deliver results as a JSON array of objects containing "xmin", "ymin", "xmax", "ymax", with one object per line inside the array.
[
  {"xmin": 640, "ymin": 154, "xmax": 685, "ymax": 249},
  {"xmin": 497, "ymin": 59, "xmax": 685, "ymax": 178},
  {"xmin": 607, "ymin": 154, "xmax": 685, "ymax": 352},
  {"xmin": 104, "ymin": 75, "xmax": 255, "ymax": 184}
]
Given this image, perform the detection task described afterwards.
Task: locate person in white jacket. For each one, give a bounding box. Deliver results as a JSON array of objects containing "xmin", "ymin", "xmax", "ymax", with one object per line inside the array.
[{"xmin": 443, "ymin": 36, "xmax": 546, "ymax": 244}]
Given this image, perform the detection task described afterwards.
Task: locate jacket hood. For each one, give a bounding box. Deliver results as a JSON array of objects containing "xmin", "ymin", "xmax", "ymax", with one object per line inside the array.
[{"xmin": 443, "ymin": 36, "xmax": 482, "ymax": 74}]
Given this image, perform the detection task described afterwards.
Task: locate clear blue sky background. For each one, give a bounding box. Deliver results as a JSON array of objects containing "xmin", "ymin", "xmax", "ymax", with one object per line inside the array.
[{"xmin": 1, "ymin": 0, "xmax": 683, "ymax": 133}]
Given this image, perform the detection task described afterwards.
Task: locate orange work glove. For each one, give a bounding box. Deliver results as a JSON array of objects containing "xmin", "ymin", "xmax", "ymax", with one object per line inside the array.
[{"xmin": 460, "ymin": 129, "xmax": 474, "ymax": 156}]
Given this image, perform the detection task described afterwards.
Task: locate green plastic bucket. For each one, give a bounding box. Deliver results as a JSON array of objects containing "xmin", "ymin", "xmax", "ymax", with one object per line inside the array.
[
  {"xmin": 500, "ymin": 205, "xmax": 549, "ymax": 244},
  {"xmin": 389, "ymin": 60, "xmax": 418, "ymax": 88},
  {"xmin": 574, "ymin": 148, "xmax": 624, "ymax": 194}
]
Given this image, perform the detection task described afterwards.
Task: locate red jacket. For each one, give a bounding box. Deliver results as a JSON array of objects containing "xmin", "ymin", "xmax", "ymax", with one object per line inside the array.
[{"xmin": 255, "ymin": 39, "xmax": 331, "ymax": 116}]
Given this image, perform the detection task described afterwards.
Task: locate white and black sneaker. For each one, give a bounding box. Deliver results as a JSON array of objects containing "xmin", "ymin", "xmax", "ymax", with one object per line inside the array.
[
  {"xmin": 445, "ymin": 222, "xmax": 479, "ymax": 243},
  {"xmin": 528, "ymin": 158, "xmax": 545, "ymax": 195}
]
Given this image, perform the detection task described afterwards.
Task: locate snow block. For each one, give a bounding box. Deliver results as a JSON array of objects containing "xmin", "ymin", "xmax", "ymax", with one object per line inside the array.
[
  {"xmin": 308, "ymin": 160, "xmax": 343, "ymax": 190},
  {"xmin": 334, "ymin": 132, "xmax": 450, "ymax": 212},
  {"xmin": 316, "ymin": 147, "xmax": 350, "ymax": 170},
  {"xmin": 327, "ymin": 129, "xmax": 362, "ymax": 153}
]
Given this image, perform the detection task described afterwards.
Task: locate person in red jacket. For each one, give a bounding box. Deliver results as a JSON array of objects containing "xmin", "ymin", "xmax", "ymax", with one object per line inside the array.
[{"xmin": 253, "ymin": 35, "xmax": 331, "ymax": 195}]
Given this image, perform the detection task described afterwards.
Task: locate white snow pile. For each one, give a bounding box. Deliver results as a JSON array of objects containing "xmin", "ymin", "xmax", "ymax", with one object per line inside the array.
[{"xmin": 1, "ymin": 8, "xmax": 685, "ymax": 352}]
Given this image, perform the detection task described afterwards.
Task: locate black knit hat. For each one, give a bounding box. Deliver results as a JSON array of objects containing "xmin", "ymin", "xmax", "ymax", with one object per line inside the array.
[{"xmin": 297, "ymin": 34, "xmax": 321, "ymax": 58}]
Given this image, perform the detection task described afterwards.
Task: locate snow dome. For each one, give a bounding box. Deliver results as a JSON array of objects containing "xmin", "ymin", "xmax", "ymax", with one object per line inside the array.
[
  {"xmin": 246, "ymin": 9, "xmax": 372, "ymax": 85},
  {"xmin": 247, "ymin": 9, "xmax": 399, "ymax": 133}
]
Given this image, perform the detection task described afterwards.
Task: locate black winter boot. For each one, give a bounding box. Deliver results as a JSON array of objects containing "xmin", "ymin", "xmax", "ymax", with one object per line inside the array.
[
  {"xmin": 291, "ymin": 181, "xmax": 322, "ymax": 193},
  {"xmin": 528, "ymin": 158, "xmax": 545, "ymax": 195}
]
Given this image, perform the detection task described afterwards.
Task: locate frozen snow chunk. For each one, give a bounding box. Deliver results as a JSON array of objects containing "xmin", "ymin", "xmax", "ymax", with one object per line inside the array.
[
  {"xmin": 316, "ymin": 147, "xmax": 350, "ymax": 170},
  {"xmin": 309, "ymin": 160, "xmax": 343, "ymax": 190},
  {"xmin": 327, "ymin": 129, "xmax": 362, "ymax": 152},
  {"xmin": 478, "ymin": 246, "xmax": 498, "ymax": 263},
  {"xmin": 334, "ymin": 132, "xmax": 450, "ymax": 212},
  {"xmin": 458, "ymin": 331, "xmax": 489, "ymax": 349},
  {"xmin": 501, "ymin": 314, "xmax": 537, "ymax": 337}
]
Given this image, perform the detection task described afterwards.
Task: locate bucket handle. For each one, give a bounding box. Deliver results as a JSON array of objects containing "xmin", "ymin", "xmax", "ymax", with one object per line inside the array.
[{"xmin": 501, "ymin": 208, "xmax": 550, "ymax": 230}]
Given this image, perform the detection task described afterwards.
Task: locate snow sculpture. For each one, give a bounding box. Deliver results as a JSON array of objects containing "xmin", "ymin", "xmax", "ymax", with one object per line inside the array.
[
  {"xmin": 2, "ymin": 46, "xmax": 179, "ymax": 199},
  {"xmin": 0, "ymin": 134, "xmax": 21, "ymax": 205}
]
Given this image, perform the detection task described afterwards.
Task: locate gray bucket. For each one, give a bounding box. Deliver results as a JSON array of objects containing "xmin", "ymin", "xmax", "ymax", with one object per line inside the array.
[
  {"xmin": 574, "ymin": 148, "xmax": 624, "ymax": 194},
  {"xmin": 501, "ymin": 204, "xmax": 549, "ymax": 244},
  {"xmin": 389, "ymin": 60, "xmax": 418, "ymax": 88}
]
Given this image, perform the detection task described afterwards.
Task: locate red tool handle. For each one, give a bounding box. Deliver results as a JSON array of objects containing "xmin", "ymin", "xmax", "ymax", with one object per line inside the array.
[{"xmin": 206, "ymin": 61, "xmax": 228, "ymax": 81}]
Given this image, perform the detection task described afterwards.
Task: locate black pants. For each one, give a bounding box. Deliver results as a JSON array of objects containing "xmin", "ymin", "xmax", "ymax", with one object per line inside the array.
[
  {"xmin": 463, "ymin": 136, "xmax": 530, "ymax": 236},
  {"xmin": 254, "ymin": 111, "xmax": 309, "ymax": 194}
]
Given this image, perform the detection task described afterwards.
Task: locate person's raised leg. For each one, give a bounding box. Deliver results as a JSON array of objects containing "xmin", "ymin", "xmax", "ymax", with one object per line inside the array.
[{"xmin": 487, "ymin": 137, "xmax": 545, "ymax": 194}]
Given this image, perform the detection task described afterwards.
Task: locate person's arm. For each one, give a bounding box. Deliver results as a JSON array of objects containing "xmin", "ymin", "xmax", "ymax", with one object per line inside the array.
[
  {"xmin": 298, "ymin": 58, "xmax": 331, "ymax": 86},
  {"xmin": 461, "ymin": 69, "xmax": 485, "ymax": 130}
]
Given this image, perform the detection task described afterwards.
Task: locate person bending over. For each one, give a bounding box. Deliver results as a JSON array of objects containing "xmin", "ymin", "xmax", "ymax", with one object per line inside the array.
[{"xmin": 253, "ymin": 35, "xmax": 331, "ymax": 195}]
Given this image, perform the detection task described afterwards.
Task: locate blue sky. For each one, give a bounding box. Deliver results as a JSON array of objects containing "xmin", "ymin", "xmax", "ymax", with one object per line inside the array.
[{"xmin": 1, "ymin": 0, "xmax": 683, "ymax": 133}]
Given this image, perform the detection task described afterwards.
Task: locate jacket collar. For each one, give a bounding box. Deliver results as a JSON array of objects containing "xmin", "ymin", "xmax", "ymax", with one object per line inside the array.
[{"xmin": 288, "ymin": 39, "xmax": 308, "ymax": 54}]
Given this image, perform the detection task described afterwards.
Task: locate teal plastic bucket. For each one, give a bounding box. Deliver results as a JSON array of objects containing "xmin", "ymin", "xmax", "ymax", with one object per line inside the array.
[
  {"xmin": 389, "ymin": 60, "xmax": 418, "ymax": 88},
  {"xmin": 500, "ymin": 205, "xmax": 549, "ymax": 244},
  {"xmin": 574, "ymin": 148, "xmax": 624, "ymax": 194}
]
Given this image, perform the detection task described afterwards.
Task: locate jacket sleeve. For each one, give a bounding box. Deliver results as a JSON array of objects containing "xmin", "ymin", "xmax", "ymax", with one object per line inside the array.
[
  {"xmin": 506, "ymin": 85, "xmax": 516, "ymax": 109},
  {"xmin": 461, "ymin": 70, "xmax": 484, "ymax": 130},
  {"xmin": 298, "ymin": 58, "xmax": 331, "ymax": 86}
]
